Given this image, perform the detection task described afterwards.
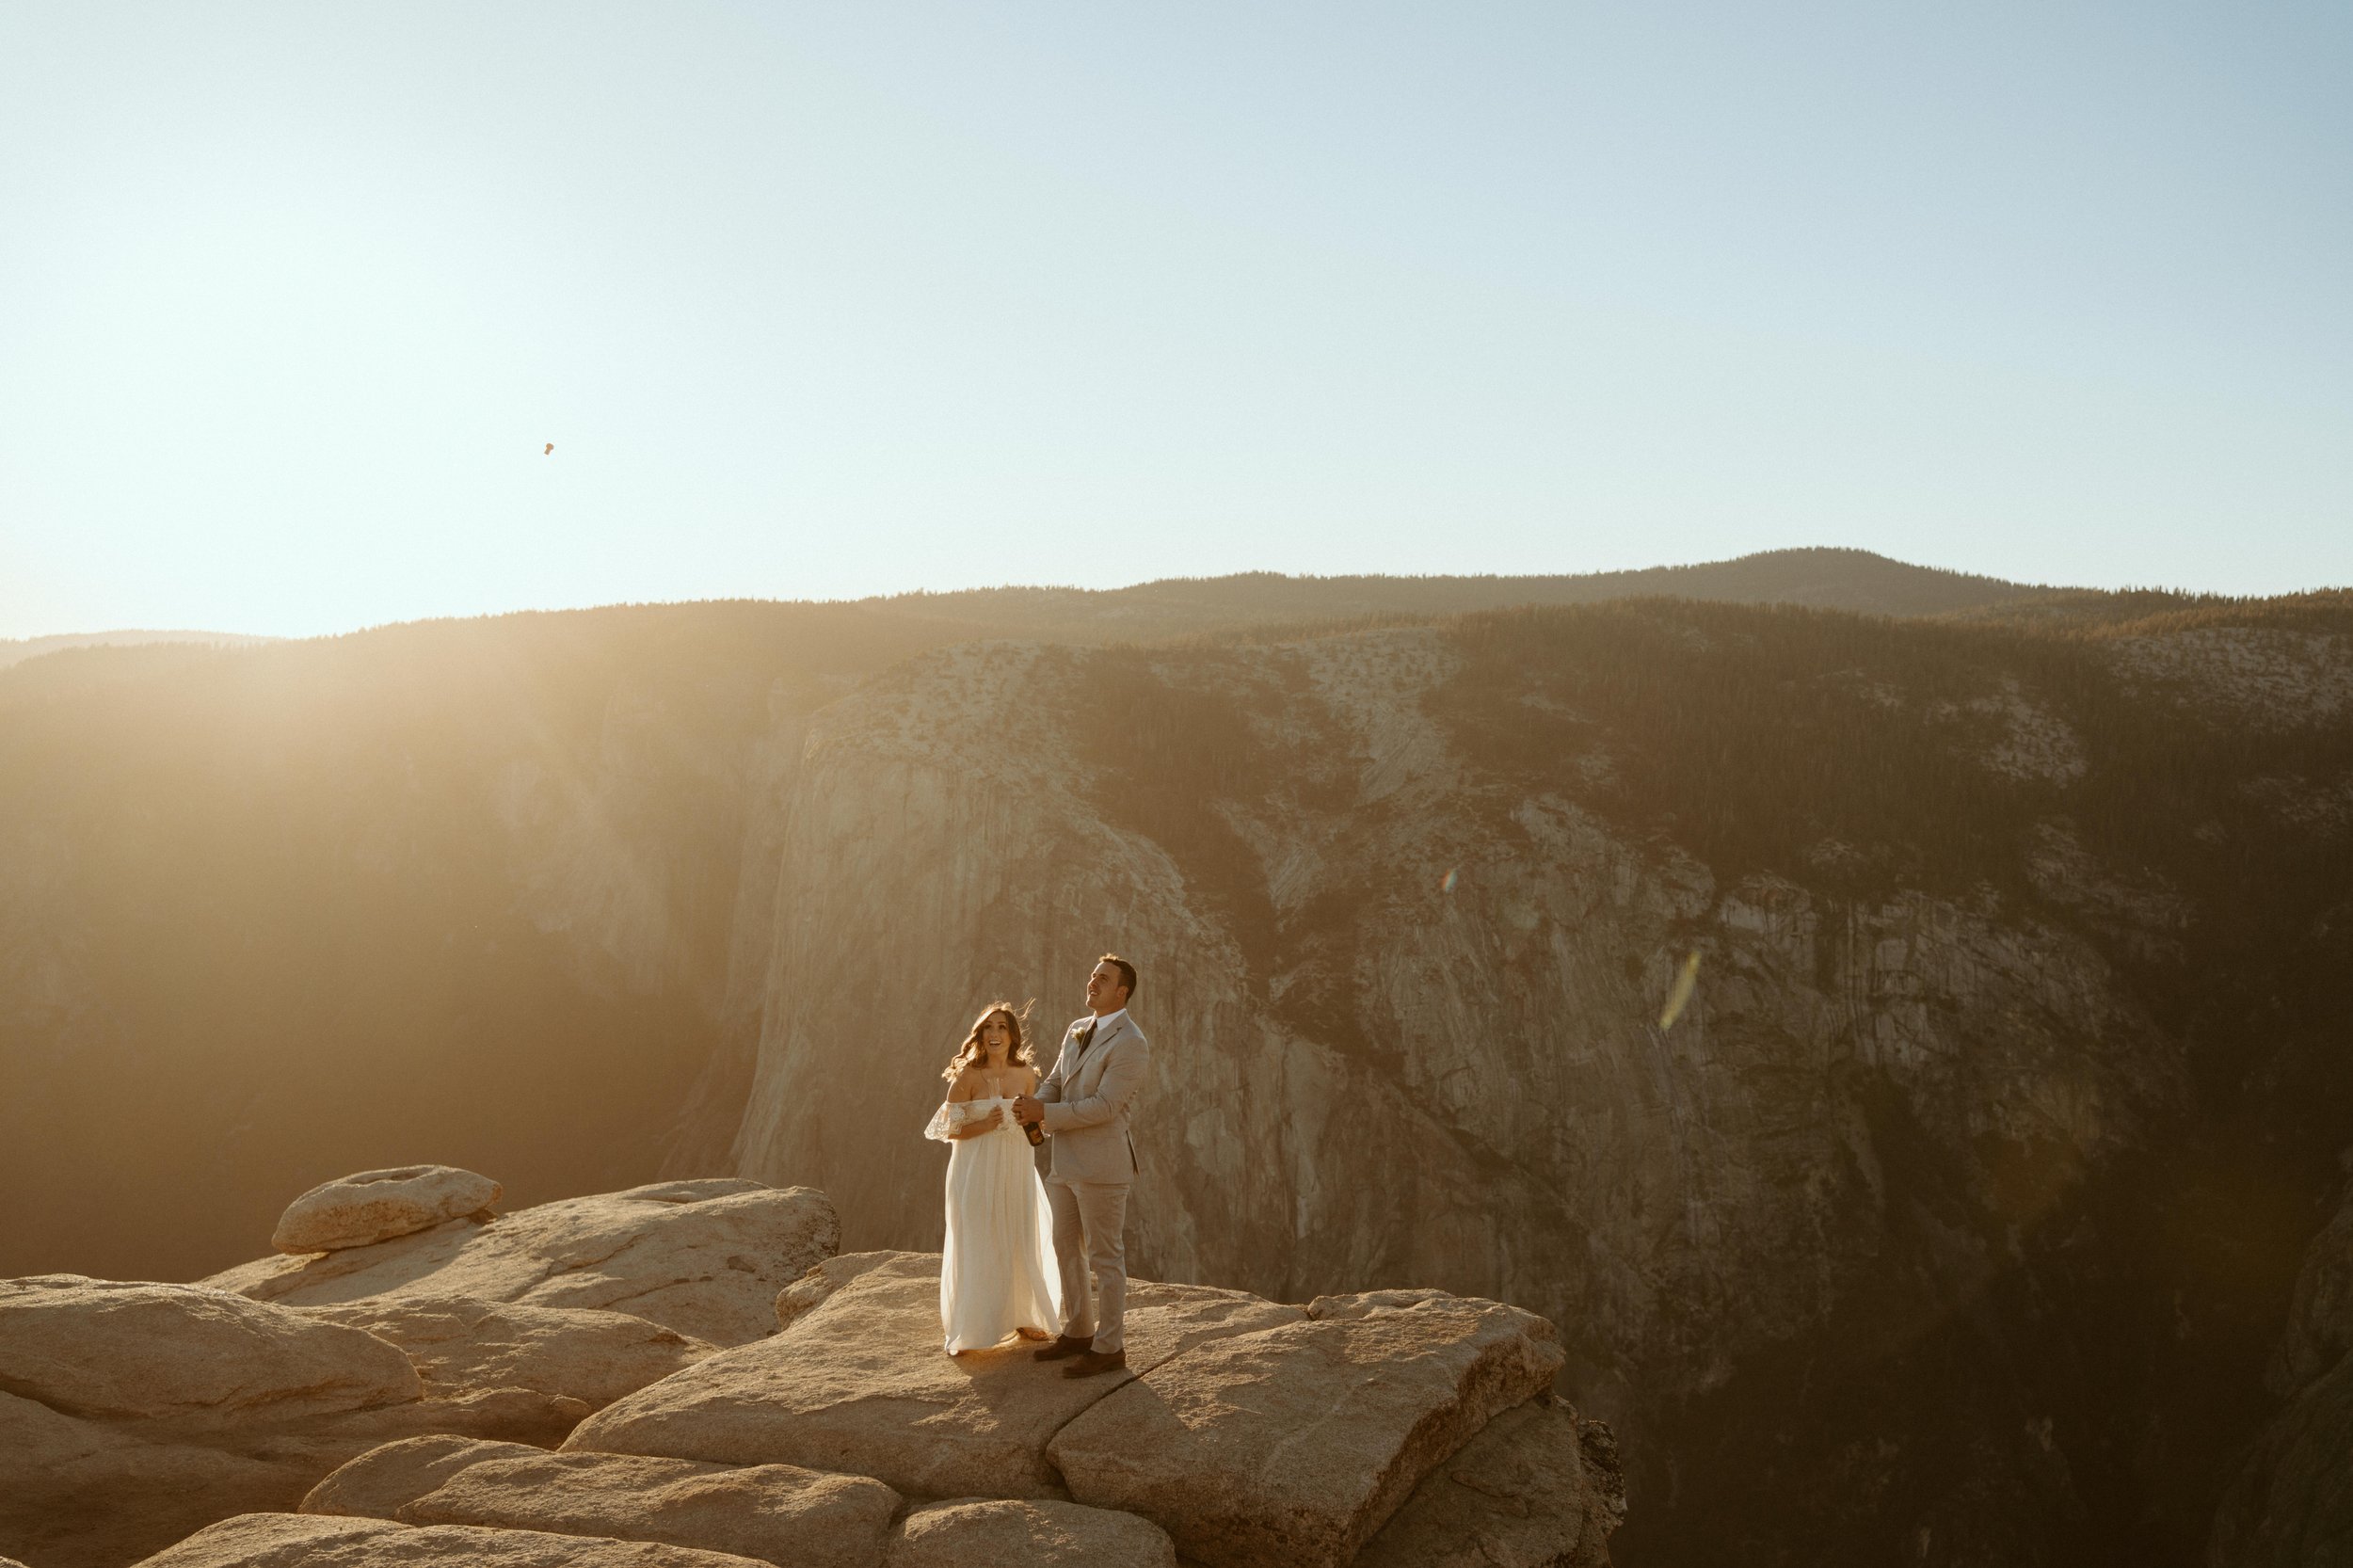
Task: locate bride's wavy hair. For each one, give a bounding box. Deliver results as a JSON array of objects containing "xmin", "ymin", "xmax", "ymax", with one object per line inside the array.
[{"xmin": 941, "ymin": 1000, "xmax": 1036, "ymax": 1081}]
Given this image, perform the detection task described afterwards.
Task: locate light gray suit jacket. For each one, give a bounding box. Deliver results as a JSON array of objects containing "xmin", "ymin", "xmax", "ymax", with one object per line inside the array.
[{"xmin": 1036, "ymin": 1011, "xmax": 1150, "ymax": 1186}]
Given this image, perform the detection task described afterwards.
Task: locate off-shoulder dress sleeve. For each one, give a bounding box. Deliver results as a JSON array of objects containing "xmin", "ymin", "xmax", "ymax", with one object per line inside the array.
[{"xmin": 923, "ymin": 1099, "xmax": 973, "ymax": 1143}]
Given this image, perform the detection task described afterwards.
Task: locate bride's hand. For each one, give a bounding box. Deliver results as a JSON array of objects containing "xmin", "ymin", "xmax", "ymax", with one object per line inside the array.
[{"xmin": 961, "ymin": 1106, "xmax": 1004, "ymax": 1137}]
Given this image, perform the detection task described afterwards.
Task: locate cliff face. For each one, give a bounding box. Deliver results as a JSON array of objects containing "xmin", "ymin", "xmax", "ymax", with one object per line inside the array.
[
  {"xmin": 712, "ymin": 602, "xmax": 2353, "ymax": 1566},
  {"xmin": 728, "ymin": 630, "xmax": 2173, "ymax": 1333},
  {"xmin": 2210, "ymin": 1180, "xmax": 2353, "ymax": 1568}
]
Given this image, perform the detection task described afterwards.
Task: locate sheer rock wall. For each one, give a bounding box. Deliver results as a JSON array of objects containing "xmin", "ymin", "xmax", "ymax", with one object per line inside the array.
[{"xmin": 713, "ymin": 632, "xmax": 2202, "ymax": 1561}]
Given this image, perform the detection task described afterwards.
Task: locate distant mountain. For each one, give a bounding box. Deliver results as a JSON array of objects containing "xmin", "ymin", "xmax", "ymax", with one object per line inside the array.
[
  {"xmin": 0, "ymin": 552, "xmax": 2041, "ymax": 671},
  {"xmin": 871, "ymin": 547, "xmax": 2050, "ymax": 639},
  {"xmin": 0, "ymin": 629, "xmax": 279, "ymax": 671}
]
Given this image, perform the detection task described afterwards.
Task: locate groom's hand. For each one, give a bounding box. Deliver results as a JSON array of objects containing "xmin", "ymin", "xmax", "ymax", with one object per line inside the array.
[{"xmin": 1012, "ymin": 1095, "xmax": 1044, "ymax": 1126}]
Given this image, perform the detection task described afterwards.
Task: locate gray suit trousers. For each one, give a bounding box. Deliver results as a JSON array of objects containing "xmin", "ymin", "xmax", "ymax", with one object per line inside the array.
[{"xmin": 1046, "ymin": 1175, "xmax": 1129, "ymax": 1352}]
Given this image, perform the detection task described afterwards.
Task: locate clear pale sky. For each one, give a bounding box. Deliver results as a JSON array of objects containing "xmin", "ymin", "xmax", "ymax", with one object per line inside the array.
[{"xmin": 3, "ymin": 3, "xmax": 2347, "ymax": 639}]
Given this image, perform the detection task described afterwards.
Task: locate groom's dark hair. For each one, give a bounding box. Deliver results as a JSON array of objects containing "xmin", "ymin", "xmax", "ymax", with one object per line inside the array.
[{"xmin": 1100, "ymin": 953, "xmax": 1137, "ymax": 1002}]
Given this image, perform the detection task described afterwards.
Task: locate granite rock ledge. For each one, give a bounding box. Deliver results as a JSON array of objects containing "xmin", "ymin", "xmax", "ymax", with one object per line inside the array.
[{"xmin": 0, "ymin": 1175, "xmax": 1622, "ymax": 1568}]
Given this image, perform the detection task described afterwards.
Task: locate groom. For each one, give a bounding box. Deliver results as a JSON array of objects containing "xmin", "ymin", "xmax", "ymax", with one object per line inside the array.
[{"xmin": 1013, "ymin": 953, "xmax": 1150, "ymax": 1379}]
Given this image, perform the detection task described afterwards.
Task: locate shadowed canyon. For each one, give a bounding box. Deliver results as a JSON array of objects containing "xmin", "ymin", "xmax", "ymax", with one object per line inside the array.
[{"xmin": 6, "ymin": 550, "xmax": 2351, "ymax": 1567}]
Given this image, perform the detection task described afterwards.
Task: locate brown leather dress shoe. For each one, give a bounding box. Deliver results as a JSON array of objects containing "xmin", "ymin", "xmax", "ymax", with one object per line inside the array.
[
  {"xmin": 1062, "ymin": 1348, "xmax": 1128, "ymax": 1378},
  {"xmin": 1032, "ymin": 1334, "xmax": 1092, "ymax": 1362}
]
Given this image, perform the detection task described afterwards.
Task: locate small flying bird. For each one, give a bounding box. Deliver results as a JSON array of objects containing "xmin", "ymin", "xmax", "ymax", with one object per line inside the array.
[
  {"xmin": 1658, "ymin": 951, "xmax": 1701, "ymax": 1031},
  {"xmin": 543, "ymin": 442, "xmax": 554, "ymax": 456}
]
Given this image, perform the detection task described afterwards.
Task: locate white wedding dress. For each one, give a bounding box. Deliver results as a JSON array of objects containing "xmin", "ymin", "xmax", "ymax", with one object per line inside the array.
[{"xmin": 924, "ymin": 1096, "xmax": 1062, "ymax": 1353}]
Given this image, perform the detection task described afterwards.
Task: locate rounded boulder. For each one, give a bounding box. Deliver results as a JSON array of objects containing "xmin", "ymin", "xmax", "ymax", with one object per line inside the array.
[{"xmin": 273, "ymin": 1166, "xmax": 504, "ymax": 1255}]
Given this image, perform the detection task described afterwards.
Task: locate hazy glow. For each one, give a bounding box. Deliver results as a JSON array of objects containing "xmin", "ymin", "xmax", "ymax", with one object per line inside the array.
[{"xmin": 3, "ymin": 2, "xmax": 2348, "ymax": 637}]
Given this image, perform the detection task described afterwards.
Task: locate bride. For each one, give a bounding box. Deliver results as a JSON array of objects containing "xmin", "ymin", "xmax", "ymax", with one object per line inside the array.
[{"xmin": 923, "ymin": 1001, "xmax": 1062, "ymax": 1354}]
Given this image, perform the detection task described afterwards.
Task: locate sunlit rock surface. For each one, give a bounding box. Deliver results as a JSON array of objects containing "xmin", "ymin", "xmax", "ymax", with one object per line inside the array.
[
  {"xmin": 0, "ymin": 1389, "xmax": 313, "ymax": 1568},
  {"xmin": 563, "ymin": 1252, "xmax": 1304, "ymax": 1499},
  {"xmin": 6, "ymin": 1186, "xmax": 1612, "ymax": 1568},
  {"xmin": 563, "ymin": 1250, "xmax": 1596, "ymax": 1568},
  {"xmin": 272, "ymin": 1168, "xmax": 504, "ymax": 1256},
  {"xmin": 289, "ymin": 1297, "xmax": 712, "ymax": 1411},
  {"xmin": 1048, "ymin": 1288, "xmax": 1564, "ymax": 1568},
  {"xmin": 128, "ymin": 1513, "xmax": 767, "ymax": 1567},
  {"xmin": 0, "ymin": 1276, "xmax": 419, "ymax": 1425},
  {"xmin": 374, "ymin": 1449, "xmax": 900, "ymax": 1568},
  {"xmin": 300, "ymin": 1436, "xmax": 547, "ymax": 1522},
  {"xmin": 884, "ymin": 1499, "xmax": 1176, "ymax": 1568},
  {"xmin": 203, "ymin": 1181, "xmax": 838, "ymax": 1348},
  {"xmin": 1354, "ymin": 1395, "xmax": 1621, "ymax": 1568},
  {"xmin": 3, "ymin": 1179, "xmax": 836, "ymax": 1568}
]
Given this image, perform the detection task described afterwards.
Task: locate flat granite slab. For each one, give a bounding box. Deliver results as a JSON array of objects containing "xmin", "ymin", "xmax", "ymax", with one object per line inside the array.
[
  {"xmin": 1048, "ymin": 1288, "xmax": 1566, "ymax": 1568},
  {"xmin": 562, "ymin": 1252, "xmax": 1303, "ymax": 1499}
]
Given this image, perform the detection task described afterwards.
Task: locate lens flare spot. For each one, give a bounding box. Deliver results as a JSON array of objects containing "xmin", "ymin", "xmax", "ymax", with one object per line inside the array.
[
  {"xmin": 1659, "ymin": 951, "xmax": 1701, "ymax": 1030},
  {"xmin": 1441, "ymin": 866, "xmax": 1460, "ymax": 895}
]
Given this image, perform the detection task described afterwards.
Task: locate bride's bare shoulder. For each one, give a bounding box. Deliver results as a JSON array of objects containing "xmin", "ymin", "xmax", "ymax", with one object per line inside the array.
[{"xmin": 947, "ymin": 1065, "xmax": 988, "ymax": 1101}]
